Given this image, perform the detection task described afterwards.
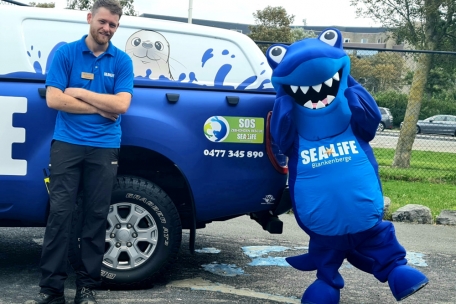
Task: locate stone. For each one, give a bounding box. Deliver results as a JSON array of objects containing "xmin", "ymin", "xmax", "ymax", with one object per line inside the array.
[
  {"xmin": 436, "ymin": 210, "xmax": 456, "ymax": 226},
  {"xmin": 383, "ymin": 196, "xmax": 391, "ymax": 218},
  {"xmin": 391, "ymin": 204, "xmax": 433, "ymax": 224}
]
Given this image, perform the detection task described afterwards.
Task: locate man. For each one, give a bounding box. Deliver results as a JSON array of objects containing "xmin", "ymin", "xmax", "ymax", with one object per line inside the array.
[{"xmin": 27, "ymin": 1, "xmax": 133, "ymax": 303}]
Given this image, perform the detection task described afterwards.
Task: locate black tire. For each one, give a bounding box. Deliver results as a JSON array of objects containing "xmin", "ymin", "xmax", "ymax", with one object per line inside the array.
[
  {"xmin": 377, "ymin": 122, "xmax": 385, "ymax": 132},
  {"xmin": 68, "ymin": 176, "xmax": 182, "ymax": 289},
  {"xmin": 416, "ymin": 126, "xmax": 421, "ymax": 134}
]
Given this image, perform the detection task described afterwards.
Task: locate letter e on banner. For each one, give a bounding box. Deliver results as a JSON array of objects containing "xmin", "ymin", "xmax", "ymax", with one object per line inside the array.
[{"xmin": 0, "ymin": 96, "xmax": 27, "ymax": 176}]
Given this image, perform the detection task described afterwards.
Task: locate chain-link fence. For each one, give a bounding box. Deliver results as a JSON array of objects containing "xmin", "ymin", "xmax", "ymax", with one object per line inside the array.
[
  {"xmin": 349, "ymin": 48, "xmax": 456, "ymax": 185},
  {"xmin": 258, "ymin": 41, "xmax": 456, "ymax": 185}
]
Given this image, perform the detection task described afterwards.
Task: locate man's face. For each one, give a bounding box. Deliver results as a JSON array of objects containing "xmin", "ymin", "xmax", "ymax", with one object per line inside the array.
[{"xmin": 87, "ymin": 7, "xmax": 120, "ymax": 45}]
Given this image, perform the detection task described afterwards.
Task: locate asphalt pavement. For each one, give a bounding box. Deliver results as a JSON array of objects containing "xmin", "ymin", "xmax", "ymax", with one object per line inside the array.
[{"xmin": 0, "ymin": 214, "xmax": 455, "ymax": 304}]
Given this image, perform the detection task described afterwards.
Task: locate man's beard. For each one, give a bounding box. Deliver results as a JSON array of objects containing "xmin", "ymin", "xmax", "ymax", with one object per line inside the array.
[{"xmin": 90, "ymin": 27, "xmax": 111, "ymax": 45}]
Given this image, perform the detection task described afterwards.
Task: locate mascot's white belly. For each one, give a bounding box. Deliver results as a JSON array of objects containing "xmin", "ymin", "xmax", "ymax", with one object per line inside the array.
[{"xmin": 125, "ymin": 30, "xmax": 173, "ymax": 80}]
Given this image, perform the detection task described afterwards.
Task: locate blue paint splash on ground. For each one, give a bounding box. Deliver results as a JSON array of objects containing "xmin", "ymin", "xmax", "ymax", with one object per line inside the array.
[
  {"xmin": 248, "ymin": 256, "xmax": 290, "ymax": 267},
  {"xmin": 242, "ymin": 246, "xmax": 290, "ymax": 258},
  {"xmin": 202, "ymin": 262, "xmax": 245, "ymax": 276},
  {"xmin": 195, "ymin": 247, "xmax": 221, "ymax": 254},
  {"xmin": 406, "ymin": 252, "xmax": 428, "ymax": 267},
  {"xmin": 243, "ymin": 246, "xmax": 312, "ymax": 267},
  {"xmin": 294, "ymin": 246, "xmax": 309, "ymax": 250}
]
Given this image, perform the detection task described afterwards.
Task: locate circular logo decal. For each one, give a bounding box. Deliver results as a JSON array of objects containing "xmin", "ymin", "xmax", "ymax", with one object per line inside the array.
[{"xmin": 203, "ymin": 116, "xmax": 230, "ymax": 142}]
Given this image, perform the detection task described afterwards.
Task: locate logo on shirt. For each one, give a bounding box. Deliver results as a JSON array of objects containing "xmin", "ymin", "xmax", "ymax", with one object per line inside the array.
[
  {"xmin": 301, "ymin": 140, "xmax": 359, "ymax": 168},
  {"xmin": 104, "ymin": 72, "xmax": 115, "ymax": 78}
]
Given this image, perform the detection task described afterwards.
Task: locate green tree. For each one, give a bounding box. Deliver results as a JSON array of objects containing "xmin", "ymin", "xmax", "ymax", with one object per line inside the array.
[
  {"xmin": 29, "ymin": 2, "xmax": 55, "ymax": 7},
  {"xmin": 248, "ymin": 6, "xmax": 294, "ymax": 53},
  {"xmin": 350, "ymin": 52, "xmax": 407, "ymax": 93},
  {"xmin": 350, "ymin": 0, "xmax": 456, "ymax": 168},
  {"xmin": 291, "ymin": 27, "xmax": 317, "ymax": 42},
  {"xmin": 68, "ymin": 0, "xmax": 137, "ymax": 16}
]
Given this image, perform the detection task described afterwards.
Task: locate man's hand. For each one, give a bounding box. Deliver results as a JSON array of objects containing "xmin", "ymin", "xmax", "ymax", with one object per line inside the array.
[{"xmin": 97, "ymin": 109, "xmax": 119, "ymax": 121}]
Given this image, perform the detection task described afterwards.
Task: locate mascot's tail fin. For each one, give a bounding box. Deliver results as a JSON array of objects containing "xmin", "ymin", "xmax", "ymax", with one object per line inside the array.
[
  {"xmin": 285, "ymin": 253, "xmax": 317, "ymax": 271},
  {"xmin": 286, "ymin": 250, "xmax": 375, "ymax": 273}
]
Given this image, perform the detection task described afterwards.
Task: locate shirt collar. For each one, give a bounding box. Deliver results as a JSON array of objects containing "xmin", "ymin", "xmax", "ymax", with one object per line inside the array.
[{"xmin": 79, "ymin": 34, "xmax": 115, "ymax": 56}]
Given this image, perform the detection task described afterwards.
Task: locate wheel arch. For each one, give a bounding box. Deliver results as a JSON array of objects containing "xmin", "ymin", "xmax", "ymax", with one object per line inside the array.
[{"xmin": 118, "ymin": 145, "xmax": 196, "ymax": 231}]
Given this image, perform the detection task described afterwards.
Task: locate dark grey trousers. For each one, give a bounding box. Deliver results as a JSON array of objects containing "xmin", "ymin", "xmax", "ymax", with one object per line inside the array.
[{"xmin": 39, "ymin": 140, "xmax": 118, "ymax": 295}]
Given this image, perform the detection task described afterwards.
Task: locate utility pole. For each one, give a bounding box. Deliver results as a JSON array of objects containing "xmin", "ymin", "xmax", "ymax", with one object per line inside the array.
[{"xmin": 188, "ymin": 0, "xmax": 193, "ymax": 24}]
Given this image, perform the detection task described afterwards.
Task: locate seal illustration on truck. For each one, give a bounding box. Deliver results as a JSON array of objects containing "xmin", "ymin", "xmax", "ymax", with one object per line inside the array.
[
  {"xmin": 125, "ymin": 30, "xmax": 173, "ymax": 80},
  {"xmin": 0, "ymin": 6, "xmax": 290, "ymax": 288}
]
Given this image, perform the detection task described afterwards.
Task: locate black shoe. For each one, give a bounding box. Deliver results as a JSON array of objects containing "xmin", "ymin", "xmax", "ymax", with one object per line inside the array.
[
  {"xmin": 74, "ymin": 287, "xmax": 97, "ymax": 304},
  {"xmin": 25, "ymin": 293, "xmax": 66, "ymax": 304}
]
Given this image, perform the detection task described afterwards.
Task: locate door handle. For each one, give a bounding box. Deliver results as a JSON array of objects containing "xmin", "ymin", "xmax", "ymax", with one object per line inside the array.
[
  {"xmin": 226, "ymin": 96, "xmax": 239, "ymax": 106},
  {"xmin": 38, "ymin": 88, "xmax": 46, "ymax": 98}
]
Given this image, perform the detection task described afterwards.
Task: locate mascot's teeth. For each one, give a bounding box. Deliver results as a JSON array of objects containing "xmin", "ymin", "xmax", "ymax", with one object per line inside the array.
[
  {"xmin": 303, "ymin": 101, "xmax": 313, "ymax": 109},
  {"xmin": 312, "ymin": 84, "xmax": 322, "ymax": 93},
  {"xmin": 291, "ymin": 85, "xmax": 299, "ymax": 93},
  {"xmin": 300, "ymin": 86, "xmax": 309, "ymax": 94},
  {"xmin": 316, "ymin": 101, "xmax": 325, "ymax": 109},
  {"xmin": 333, "ymin": 72, "xmax": 340, "ymax": 81},
  {"xmin": 324, "ymin": 78, "xmax": 333, "ymax": 87},
  {"xmin": 327, "ymin": 95, "xmax": 335, "ymax": 104}
]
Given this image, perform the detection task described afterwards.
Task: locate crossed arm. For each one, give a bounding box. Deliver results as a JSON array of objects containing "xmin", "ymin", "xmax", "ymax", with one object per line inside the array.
[{"xmin": 46, "ymin": 86, "xmax": 132, "ymax": 121}]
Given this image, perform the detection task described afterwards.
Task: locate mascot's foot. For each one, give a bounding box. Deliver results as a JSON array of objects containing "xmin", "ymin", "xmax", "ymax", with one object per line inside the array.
[
  {"xmin": 302, "ymin": 279, "xmax": 340, "ymax": 304},
  {"xmin": 388, "ymin": 265, "xmax": 428, "ymax": 301}
]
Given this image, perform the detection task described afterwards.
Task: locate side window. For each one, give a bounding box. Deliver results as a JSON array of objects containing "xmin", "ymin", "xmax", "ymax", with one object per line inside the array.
[
  {"xmin": 434, "ymin": 116, "xmax": 445, "ymax": 121},
  {"xmin": 446, "ymin": 116, "xmax": 456, "ymax": 122},
  {"xmin": 379, "ymin": 108, "xmax": 386, "ymax": 114}
]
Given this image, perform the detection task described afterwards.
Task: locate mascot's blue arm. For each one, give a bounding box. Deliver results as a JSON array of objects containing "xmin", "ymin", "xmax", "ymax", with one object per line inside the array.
[
  {"xmin": 270, "ymin": 93, "xmax": 297, "ymax": 157},
  {"xmin": 345, "ymin": 76, "xmax": 382, "ymax": 142}
]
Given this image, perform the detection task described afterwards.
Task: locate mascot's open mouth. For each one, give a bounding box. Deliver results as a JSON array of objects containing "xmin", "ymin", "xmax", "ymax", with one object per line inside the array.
[{"xmin": 283, "ymin": 69, "xmax": 342, "ymax": 109}]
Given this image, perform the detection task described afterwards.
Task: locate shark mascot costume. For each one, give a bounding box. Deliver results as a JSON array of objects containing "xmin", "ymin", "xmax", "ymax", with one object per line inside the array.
[{"xmin": 266, "ymin": 28, "xmax": 428, "ymax": 303}]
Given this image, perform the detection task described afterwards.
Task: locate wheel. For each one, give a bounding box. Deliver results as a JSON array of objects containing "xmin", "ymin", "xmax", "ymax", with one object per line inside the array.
[
  {"xmin": 377, "ymin": 122, "xmax": 385, "ymax": 132},
  {"xmin": 416, "ymin": 126, "xmax": 421, "ymax": 134},
  {"xmin": 69, "ymin": 176, "xmax": 182, "ymax": 289}
]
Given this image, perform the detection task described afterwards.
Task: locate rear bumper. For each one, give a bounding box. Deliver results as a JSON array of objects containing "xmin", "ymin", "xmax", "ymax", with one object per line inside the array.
[
  {"xmin": 250, "ymin": 186, "xmax": 292, "ymax": 234},
  {"xmin": 272, "ymin": 186, "xmax": 292, "ymax": 215}
]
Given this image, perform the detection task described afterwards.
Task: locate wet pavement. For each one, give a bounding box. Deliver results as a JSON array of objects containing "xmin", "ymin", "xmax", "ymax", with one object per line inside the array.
[{"xmin": 1, "ymin": 214, "xmax": 455, "ymax": 303}]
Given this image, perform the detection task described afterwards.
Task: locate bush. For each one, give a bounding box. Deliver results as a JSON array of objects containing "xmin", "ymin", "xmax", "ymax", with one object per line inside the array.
[{"xmin": 373, "ymin": 91, "xmax": 408, "ymax": 127}]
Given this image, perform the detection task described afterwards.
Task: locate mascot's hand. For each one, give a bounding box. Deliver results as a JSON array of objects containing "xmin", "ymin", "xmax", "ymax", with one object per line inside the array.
[
  {"xmin": 344, "ymin": 75, "xmax": 381, "ymax": 141},
  {"xmin": 270, "ymin": 94, "xmax": 296, "ymax": 156},
  {"xmin": 344, "ymin": 75, "xmax": 364, "ymax": 112}
]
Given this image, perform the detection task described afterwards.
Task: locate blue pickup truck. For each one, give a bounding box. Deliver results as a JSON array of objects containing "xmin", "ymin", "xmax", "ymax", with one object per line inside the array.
[{"xmin": 0, "ymin": 6, "xmax": 290, "ymax": 288}]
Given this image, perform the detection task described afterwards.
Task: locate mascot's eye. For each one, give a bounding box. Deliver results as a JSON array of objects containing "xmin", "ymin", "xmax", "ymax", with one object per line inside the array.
[
  {"xmin": 132, "ymin": 38, "xmax": 141, "ymax": 47},
  {"xmin": 319, "ymin": 30, "xmax": 339, "ymax": 46},
  {"xmin": 268, "ymin": 46, "xmax": 287, "ymax": 64},
  {"xmin": 155, "ymin": 41, "xmax": 164, "ymax": 51}
]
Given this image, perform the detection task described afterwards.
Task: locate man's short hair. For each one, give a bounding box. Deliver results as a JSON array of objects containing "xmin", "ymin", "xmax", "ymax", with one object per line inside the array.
[{"xmin": 92, "ymin": 0, "xmax": 123, "ymax": 19}]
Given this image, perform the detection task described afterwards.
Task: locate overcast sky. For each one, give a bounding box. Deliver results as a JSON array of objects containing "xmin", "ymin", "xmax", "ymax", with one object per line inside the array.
[{"xmin": 45, "ymin": 0, "xmax": 381, "ymax": 27}]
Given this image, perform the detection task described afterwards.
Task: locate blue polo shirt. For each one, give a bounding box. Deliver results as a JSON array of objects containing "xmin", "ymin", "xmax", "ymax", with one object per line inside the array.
[{"xmin": 45, "ymin": 35, "xmax": 134, "ymax": 148}]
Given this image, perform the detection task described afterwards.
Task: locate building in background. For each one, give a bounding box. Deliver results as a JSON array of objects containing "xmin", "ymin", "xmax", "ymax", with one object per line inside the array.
[
  {"xmin": 0, "ymin": 3, "xmax": 402, "ymax": 50},
  {"xmin": 141, "ymin": 14, "xmax": 403, "ymax": 50},
  {"xmin": 298, "ymin": 26, "xmax": 404, "ymax": 50}
]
